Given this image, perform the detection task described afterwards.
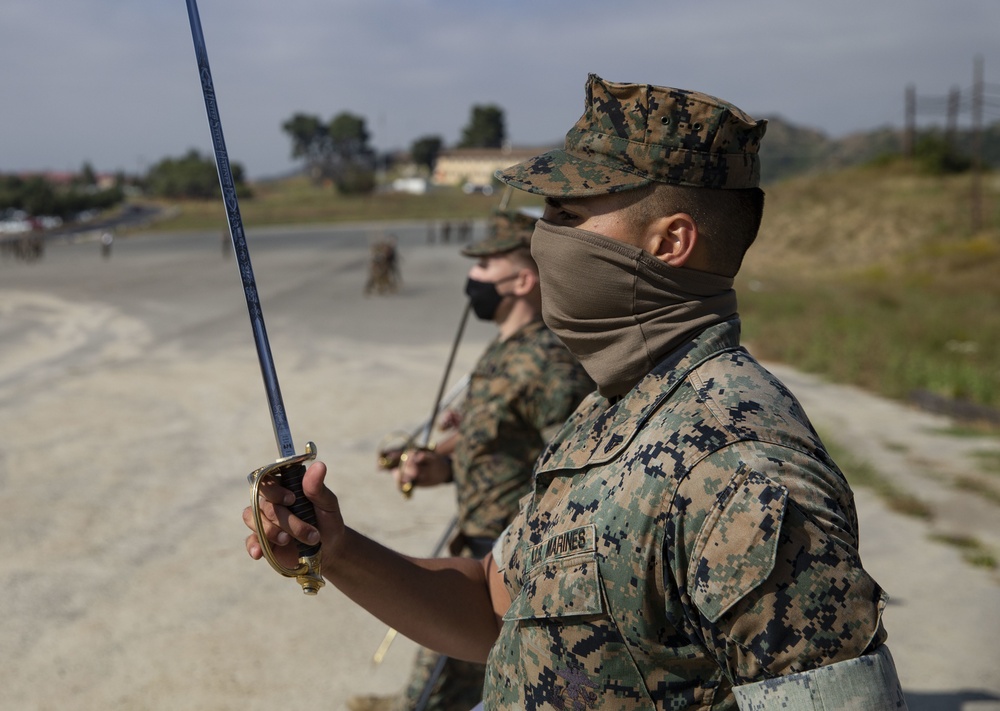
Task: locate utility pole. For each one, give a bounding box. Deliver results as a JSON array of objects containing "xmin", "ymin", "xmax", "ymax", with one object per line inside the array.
[
  {"xmin": 971, "ymin": 56, "xmax": 984, "ymax": 232},
  {"xmin": 903, "ymin": 84, "xmax": 917, "ymax": 159},
  {"xmin": 945, "ymin": 86, "xmax": 961, "ymax": 147}
]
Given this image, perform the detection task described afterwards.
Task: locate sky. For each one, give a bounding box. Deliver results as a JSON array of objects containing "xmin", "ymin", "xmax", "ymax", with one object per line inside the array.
[{"xmin": 3, "ymin": 1, "xmax": 999, "ymax": 180}]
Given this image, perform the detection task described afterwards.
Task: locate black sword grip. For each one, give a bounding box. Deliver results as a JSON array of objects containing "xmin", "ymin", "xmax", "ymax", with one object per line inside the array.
[{"xmin": 282, "ymin": 462, "xmax": 321, "ymax": 558}]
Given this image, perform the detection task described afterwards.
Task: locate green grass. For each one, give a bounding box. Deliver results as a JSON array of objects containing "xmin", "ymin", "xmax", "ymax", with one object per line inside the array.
[
  {"xmin": 820, "ymin": 435, "xmax": 999, "ymax": 572},
  {"xmin": 137, "ymin": 177, "xmax": 545, "ymax": 233},
  {"xmin": 822, "ymin": 433, "xmax": 999, "ymax": 569},
  {"xmin": 954, "ymin": 475, "xmax": 1000, "ymax": 505},
  {"xmin": 740, "ymin": 164, "xmax": 1000, "ymax": 414},
  {"xmin": 932, "ymin": 425, "xmax": 1000, "ymax": 438},
  {"xmin": 928, "ymin": 533, "xmax": 998, "ymax": 570},
  {"xmin": 740, "ymin": 273, "xmax": 1000, "ymax": 409}
]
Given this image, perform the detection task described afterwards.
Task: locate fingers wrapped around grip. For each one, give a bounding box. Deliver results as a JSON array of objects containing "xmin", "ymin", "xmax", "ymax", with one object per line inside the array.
[{"xmin": 244, "ymin": 460, "xmax": 342, "ymax": 563}]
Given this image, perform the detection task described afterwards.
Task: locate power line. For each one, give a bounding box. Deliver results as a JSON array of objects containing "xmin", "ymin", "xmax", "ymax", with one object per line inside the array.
[{"xmin": 905, "ymin": 56, "xmax": 993, "ymax": 233}]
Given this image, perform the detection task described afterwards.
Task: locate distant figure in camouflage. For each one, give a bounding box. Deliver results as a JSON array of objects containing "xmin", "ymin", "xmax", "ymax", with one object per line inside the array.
[
  {"xmin": 245, "ymin": 75, "xmax": 907, "ymax": 710},
  {"xmin": 349, "ymin": 210, "xmax": 594, "ymax": 711},
  {"xmin": 365, "ymin": 236, "xmax": 401, "ymax": 295},
  {"xmin": 6, "ymin": 234, "xmax": 44, "ymax": 262}
]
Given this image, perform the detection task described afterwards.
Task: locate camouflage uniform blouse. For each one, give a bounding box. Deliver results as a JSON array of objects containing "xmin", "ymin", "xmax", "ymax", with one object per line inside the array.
[
  {"xmin": 485, "ymin": 320, "xmax": 890, "ymax": 710},
  {"xmin": 452, "ymin": 320, "xmax": 594, "ymax": 541}
]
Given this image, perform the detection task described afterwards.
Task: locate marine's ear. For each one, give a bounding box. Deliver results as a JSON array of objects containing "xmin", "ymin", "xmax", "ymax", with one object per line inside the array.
[
  {"xmin": 510, "ymin": 265, "xmax": 539, "ymax": 296},
  {"xmin": 642, "ymin": 212, "xmax": 701, "ymax": 268}
]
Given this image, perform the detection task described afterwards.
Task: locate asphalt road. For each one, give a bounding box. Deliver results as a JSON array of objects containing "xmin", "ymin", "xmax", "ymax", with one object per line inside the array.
[{"xmin": 1, "ymin": 225, "xmax": 997, "ymax": 710}]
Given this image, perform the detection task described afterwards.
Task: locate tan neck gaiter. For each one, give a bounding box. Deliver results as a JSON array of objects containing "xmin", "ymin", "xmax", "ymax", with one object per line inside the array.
[{"xmin": 531, "ymin": 220, "xmax": 737, "ymax": 398}]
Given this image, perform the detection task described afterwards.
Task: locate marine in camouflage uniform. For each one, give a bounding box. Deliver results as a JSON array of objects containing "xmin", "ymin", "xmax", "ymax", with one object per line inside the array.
[
  {"xmin": 372, "ymin": 211, "xmax": 594, "ymax": 711},
  {"xmin": 478, "ymin": 75, "xmax": 907, "ymax": 709},
  {"xmin": 365, "ymin": 238, "xmax": 400, "ymax": 295},
  {"xmin": 249, "ymin": 75, "xmax": 906, "ymax": 711}
]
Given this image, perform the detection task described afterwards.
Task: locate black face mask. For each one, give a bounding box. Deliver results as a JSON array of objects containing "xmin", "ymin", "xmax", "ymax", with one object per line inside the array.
[{"xmin": 464, "ymin": 274, "xmax": 516, "ymax": 321}]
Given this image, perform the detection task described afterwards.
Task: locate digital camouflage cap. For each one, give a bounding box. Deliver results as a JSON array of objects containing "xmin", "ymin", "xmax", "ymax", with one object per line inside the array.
[
  {"xmin": 460, "ymin": 209, "xmax": 539, "ymax": 257},
  {"xmin": 497, "ymin": 74, "xmax": 767, "ymax": 197}
]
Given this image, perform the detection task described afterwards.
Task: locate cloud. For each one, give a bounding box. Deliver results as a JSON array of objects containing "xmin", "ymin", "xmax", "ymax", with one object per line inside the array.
[{"xmin": 2, "ymin": 0, "xmax": 998, "ymax": 178}]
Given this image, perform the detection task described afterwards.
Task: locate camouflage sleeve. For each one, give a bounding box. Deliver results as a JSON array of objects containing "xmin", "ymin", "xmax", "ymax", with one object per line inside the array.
[
  {"xmin": 732, "ymin": 645, "xmax": 908, "ymax": 710},
  {"xmin": 676, "ymin": 447, "xmax": 888, "ymax": 687}
]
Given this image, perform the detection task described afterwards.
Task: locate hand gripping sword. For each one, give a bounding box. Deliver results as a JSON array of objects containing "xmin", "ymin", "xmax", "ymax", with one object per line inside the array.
[
  {"xmin": 397, "ymin": 302, "xmax": 471, "ymax": 498},
  {"xmin": 184, "ymin": 0, "xmax": 323, "ymax": 595}
]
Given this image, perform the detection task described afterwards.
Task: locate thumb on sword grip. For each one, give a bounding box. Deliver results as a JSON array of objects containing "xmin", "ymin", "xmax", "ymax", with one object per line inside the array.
[{"xmin": 282, "ymin": 462, "xmax": 321, "ymax": 558}]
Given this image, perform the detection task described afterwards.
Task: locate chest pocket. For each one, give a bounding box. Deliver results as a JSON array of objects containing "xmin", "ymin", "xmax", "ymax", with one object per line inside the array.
[
  {"xmin": 504, "ymin": 525, "xmax": 603, "ymax": 621},
  {"xmin": 497, "ymin": 525, "xmax": 660, "ymax": 709}
]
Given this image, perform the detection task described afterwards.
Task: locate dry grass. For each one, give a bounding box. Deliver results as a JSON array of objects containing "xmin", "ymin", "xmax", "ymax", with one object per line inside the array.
[{"xmin": 741, "ymin": 161, "xmax": 1000, "ymax": 411}]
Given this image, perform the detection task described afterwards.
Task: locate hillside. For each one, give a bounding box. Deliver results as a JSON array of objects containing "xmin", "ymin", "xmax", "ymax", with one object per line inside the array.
[
  {"xmin": 740, "ymin": 161, "xmax": 1000, "ymax": 414},
  {"xmin": 758, "ymin": 116, "xmax": 1000, "ymax": 184},
  {"xmin": 750, "ymin": 161, "xmax": 996, "ymax": 271}
]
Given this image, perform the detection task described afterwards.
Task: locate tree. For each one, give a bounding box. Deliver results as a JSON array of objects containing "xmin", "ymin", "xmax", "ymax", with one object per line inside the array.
[
  {"xmin": 0, "ymin": 173, "xmax": 124, "ymax": 220},
  {"xmin": 410, "ymin": 135, "xmax": 443, "ymax": 172},
  {"xmin": 458, "ymin": 104, "xmax": 506, "ymax": 149},
  {"xmin": 79, "ymin": 161, "xmax": 98, "ymax": 187},
  {"xmin": 913, "ymin": 132, "xmax": 972, "ymax": 175},
  {"xmin": 329, "ymin": 113, "xmax": 370, "ymax": 156},
  {"xmin": 17, "ymin": 177, "xmax": 57, "ymax": 216},
  {"xmin": 282, "ymin": 113, "xmax": 332, "ymax": 183},
  {"xmin": 328, "ymin": 112, "xmax": 376, "ymax": 194},
  {"xmin": 281, "ymin": 111, "xmax": 376, "ymax": 194},
  {"xmin": 145, "ymin": 149, "xmax": 251, "ymax": 200}
]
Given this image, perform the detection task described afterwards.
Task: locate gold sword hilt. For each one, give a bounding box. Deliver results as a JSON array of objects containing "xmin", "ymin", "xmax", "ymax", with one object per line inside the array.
[
  {"xmin": 248, "ymin": 441, "xmax": 324, "ymax": 595},
  {"xmin": 376, "ymin": 431, "xmax": 435, "ymax": 499}
]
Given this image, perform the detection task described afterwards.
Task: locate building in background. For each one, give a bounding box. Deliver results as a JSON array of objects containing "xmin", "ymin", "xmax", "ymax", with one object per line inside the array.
[{"xmin": 432, "ymin": 146, "xmax": 550, "ymax": 193}]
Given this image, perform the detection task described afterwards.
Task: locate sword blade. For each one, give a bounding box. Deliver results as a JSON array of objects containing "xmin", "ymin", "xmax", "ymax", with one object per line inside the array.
[
  {"xmin": 419, "ymin": 303, "xmax": 471, "ymax": 449},
  {"xmin": 185, "ymin": 0, "xmax": 295, "ymax": 459}
]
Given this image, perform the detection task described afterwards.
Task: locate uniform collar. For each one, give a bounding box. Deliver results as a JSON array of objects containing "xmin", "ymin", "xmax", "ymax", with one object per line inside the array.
[{"xmin": 534, "ymin": 319, "xmax": 743, "ymax": 477}]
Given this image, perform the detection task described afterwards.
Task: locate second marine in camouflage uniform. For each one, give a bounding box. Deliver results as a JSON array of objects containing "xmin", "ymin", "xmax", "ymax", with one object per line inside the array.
[
  {"xmin": 395, "ymin": 212, "xmax": 595, "ymax": 711},
  {"xmin": 452, "ymin": 319, "xmax": 593, "ymax": 550}
]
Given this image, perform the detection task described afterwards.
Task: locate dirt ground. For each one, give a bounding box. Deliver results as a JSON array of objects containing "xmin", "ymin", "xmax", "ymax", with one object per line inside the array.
[{"xmin": 1, "ymin": 224, "xmax": 998, "ymax": 710}]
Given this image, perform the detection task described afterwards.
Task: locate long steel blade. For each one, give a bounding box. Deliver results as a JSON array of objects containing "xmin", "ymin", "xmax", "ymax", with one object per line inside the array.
[
  {"xmin": 419, "ymin": 302, "xmax": 471, "ymax": 449},
  {"xmin": 185, "ymin": 0, "xmax": 295, "ymax": 458}
]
